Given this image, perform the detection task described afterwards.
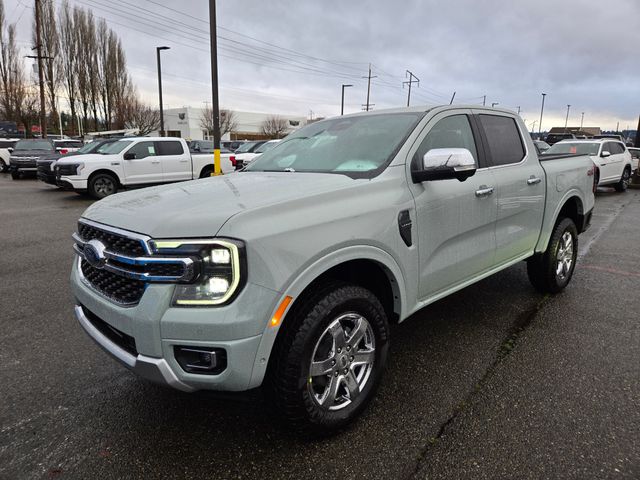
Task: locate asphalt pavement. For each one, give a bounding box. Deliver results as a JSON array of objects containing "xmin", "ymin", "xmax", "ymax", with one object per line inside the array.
[{"xmin": 1, "ymin": 175, "xmax": 638, "ymax": 480}]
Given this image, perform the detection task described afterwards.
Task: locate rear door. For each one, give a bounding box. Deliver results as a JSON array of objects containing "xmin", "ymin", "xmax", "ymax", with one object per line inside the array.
[
  {"xmin": 156, "ymin": 140, "xmax": 191, "ymax": 182},
  {"xmin": 600, "ymin": 142, "xmax": 621, "ymax": 182},
  {"xmin": 474, "ymin": 112, "xmax": 546, "ymax": 264},
  {"xmin": 408, "ymin": 110, "xmax": 498, "ymax": 300},
  {"xmin": 122, "ymin": 140, "xmax": 163, "ymax": 184}
]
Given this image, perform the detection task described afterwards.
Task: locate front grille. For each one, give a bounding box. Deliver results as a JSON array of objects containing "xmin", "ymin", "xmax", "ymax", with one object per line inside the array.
[
  {"xmin": 78, "ymin": 222, "xmax": 147, "ymax": 257},
  {"xmin": 81, "ymin": 259, "xmax": 146, "ymax": 305},
  {"xmin": 82, "ymin": 305, "xmax": 138, "ymax": 356}
]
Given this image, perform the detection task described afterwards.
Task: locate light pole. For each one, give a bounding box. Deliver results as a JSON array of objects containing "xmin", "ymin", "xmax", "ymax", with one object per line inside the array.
[
  {"xmin": 156, "ymin": 46, "xmax": 170, "ymax": 137},
  {"xmin": 208, "ymin": 0, "xmax": 222, "ymax": 175},
  {"xmin": 491, "ymin": 102, "xmax": 499, "ymax": 108},
  {"xmin": 517, "ymin": 106, "xmax": 521, "ymax": 115},
  {"xmin": 341, "ymin": 84, "xmax": 353, "ymax": 115},
  {"xmin": 538, "ymin": 93, "xmax": 546, "ymax": 139},
  {"xmin": 580, "ymin": 112, "xmax": 585, "ymax": 130},
  {"xmin": 564, "ymin": 104, "xmax": 571, "ymax": 132}
]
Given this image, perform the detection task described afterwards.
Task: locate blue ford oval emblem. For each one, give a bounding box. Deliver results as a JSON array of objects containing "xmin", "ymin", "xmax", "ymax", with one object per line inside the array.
[{"xmin": 84, "ymin": 239, "xmax": 107, "ymax": 268}]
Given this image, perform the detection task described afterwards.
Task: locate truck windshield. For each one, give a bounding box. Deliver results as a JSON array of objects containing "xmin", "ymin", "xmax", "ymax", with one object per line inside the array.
[
  {"xmin": 246, "ymin": 113, "xmax": 423, "ymax": 177},
  {"xmin": 98, "ymin": 140, "xmax": 133, "ymax": 154},
  {"xmin": 235, "ymin": 141, "xmax": 260, "ymax": 153},
  {"xmin": 14, "ymin": 140, "xmax": 53, "ymax": 151},
  {"xmin": 545, "ymin": 142, "xmax": 600, "ymax": 156}
]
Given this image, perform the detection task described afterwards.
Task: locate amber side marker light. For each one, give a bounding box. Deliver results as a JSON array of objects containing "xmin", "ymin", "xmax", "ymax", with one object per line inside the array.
[{"xmin": 270, "ymin": 296, "xmax": 293, "ymax": 328}]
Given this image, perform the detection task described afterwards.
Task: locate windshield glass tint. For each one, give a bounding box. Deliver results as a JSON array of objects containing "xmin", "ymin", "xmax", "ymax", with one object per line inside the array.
[
  {"xmin": 99, "ymin": 140, "xmax": 133, "ymax": 154},
  {"xmin": 545, "ymin": 142, "xmax": 600, "ymax": 156},
  {"xmin": 235, "ymin": 141, "xmax": 259, "ymax": 153},
  {"xmin": 14, "ymin": 140, "xmax": 53, "ymax": 151},
  {"xmin": 255, "ymin": 141, "xmax": 278, "ymax": 153},
  {"xmin": 78, "ymin": 141, "xmax": 103, "ymax": 153},
  {"xmin": 247, "ymin": 113, "xmax": 422, "ymax": 175}
]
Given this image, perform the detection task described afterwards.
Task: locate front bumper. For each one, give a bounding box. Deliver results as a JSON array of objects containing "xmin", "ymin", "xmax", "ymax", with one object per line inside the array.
[
  {"xmin": 56, "ymin": 175, "xmax": 87, "ymax": 190},
  {"xmin": 9, "ymin": 160, "xmax": 37, "ymax": 172},
  {"xmin": 71, "ymin": 258, "xmax": 280, "ymax": 392}
]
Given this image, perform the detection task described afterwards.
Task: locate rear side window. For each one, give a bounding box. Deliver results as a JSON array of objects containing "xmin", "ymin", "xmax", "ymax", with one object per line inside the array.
[
  {"xmin": 479, "ymin": 115, "xmax": 525, "ymax": 166},
  {"xmin": 157, "ymin": 141, "xmax": 184, "ymax": 155},
  {"xmin": 610, "ymin": 142, "xmax": 625, "ymax": 154},
  {"xmin": 415, "ymin": 114, "xmax": 478, "ymax": 163}
]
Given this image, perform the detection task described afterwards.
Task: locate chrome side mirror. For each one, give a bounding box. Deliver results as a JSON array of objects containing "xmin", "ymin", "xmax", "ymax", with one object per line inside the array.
[{"xmin": 412, "ymin": 148, "xmax": 477, "ymax": 183}]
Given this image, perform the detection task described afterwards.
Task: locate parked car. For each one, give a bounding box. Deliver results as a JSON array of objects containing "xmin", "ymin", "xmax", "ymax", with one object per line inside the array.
[
  {"xmin": 544, "ymin": 132, "xmax": 576, "ymax": 145},
  {"xmin": 235, "ymin": 139, "xmax": 281, "ymax": 169},
  {"xmin": 593, "ymin": 134, "xmax": 624, "ymax": 142},
  {"xmin": 544, "ymin": 139, "xmax": 632, "ymax": 191},
  {"xmin": 533, "ymin": 140, "xmax": 550, "ymax": 154},
  {"xmin": 54, "ymin": 139, "xmax": 84, "ymax": 154},
  {"xmin": 232, "ymin": 141, "xmax": 267, "ymax": 170},
  {"xmin": 187, "ymin": 140, "xmax": 233, "ymax": 155},
  {"xmin": 70, "ymin": 106, "xmax": 596, "ymax": 434},
  {"xmin": 627, "ymin": 147, "xmax": 639, "ymax": 171},
  {"xmin": 222, "ymin": 140, "xmax": 246, "ymax": 152},
  {"xmin": 37, "ymin": 139, "xmax": 118, "ymax": 185},
  {"xmin": 0, "ymin": 138, "xmax": 20, "ymax": 173},
  {"xmin": 8, "ymin": 139, "xmax": 56, "ymax": 179},
  {"xmin": 55, "ymin": 137, "xmax": 236, "ymax": 198}
]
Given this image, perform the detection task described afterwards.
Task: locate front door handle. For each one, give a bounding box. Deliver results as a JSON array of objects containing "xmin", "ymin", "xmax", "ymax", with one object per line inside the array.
[
  {"xmin": 527, "ymin": 176, "xmax": 542, "ymax": 185},
  {"xmin": 475, "ymin": 185, "xmax": 494, "ymax": 197}
]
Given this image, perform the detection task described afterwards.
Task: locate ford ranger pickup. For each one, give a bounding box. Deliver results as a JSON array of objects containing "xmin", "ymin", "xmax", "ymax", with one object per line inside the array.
[{"xmin": 70, "ymin": 106, "xmax": 596, "ymax": 434}]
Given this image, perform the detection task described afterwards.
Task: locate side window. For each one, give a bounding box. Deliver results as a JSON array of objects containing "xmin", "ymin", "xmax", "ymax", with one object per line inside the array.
[
  {"xmin": 613, "ymin": 143, "xmax": 625, "ymax": 154},
  {"xmin": 127, "ymin": 141, "xmax": 157, "ymax": 159},
  {"xmin": 414, "ymin": 115, "xmax": 478, "ymax": 165},
  {"xmin": 604, "ymin": 142, "xmax": 616, "ymax": 154},
  {"xmin": 157, "ymin": 141, "xmax": 184, "ymax": 156},
  {"xmin": 478, "ymin": 115, "xmax": 525, "ymax": 166}
]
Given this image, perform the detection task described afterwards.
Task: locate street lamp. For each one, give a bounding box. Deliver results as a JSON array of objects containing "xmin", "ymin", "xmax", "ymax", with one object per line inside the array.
[
  {"xmin": 491, "ymin": 102, "xmax": 499, "ymax": 108},
  {"xmin": 564, "ymin": 104, "xmax": 571, "ymax": 132},
  {"xmin": 538, "ymin": 93, "xmax": 547, "ymax": 139},
  {"xmin": 341, "ymin": 84, "xmax": 353, "ymax": 115},
  {"xmin": 580, "ymin": 112, "xmax": 585, "ymax": 130},
  {"xmin": 156, "ymin": 46, "xmax": 170, "ymax": 137}
]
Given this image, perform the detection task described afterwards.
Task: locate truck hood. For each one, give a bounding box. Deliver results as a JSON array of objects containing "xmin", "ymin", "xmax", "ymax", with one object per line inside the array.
[
  {"xmin": 82, "ymin": 172, "xmax": 357, "ymax": 238},
  {"xmin": 10, "ymin": 150, "xmax": 56, "ymax": 159},
  {"xmin": 56, "ymin": 153, "xmax": 113, "ymax": 164}
]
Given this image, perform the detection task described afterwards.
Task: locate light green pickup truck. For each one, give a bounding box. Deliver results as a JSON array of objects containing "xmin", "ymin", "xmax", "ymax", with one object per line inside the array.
[{"xmin": 71, "ymin": 105, "xmax": 596, "ymax": 434}]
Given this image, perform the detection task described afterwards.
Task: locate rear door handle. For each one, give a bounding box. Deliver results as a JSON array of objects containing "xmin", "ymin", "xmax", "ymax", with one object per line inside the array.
[
  {"xmin": 151, "ymin": 161, "xmax": 160, "ymax": 164},
  {"xmin": 475, "ymin": 185, "xmax": 494, "ymax": 197},
  {"xmin": 527, "ymin": 176, "xmax": 542, "ymax": 185}
]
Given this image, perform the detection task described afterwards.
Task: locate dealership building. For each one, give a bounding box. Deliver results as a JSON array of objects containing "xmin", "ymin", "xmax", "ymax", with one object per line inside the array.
[{"xmin": 158, "ymin": 107, "xmax": 307, "ymax": 141}]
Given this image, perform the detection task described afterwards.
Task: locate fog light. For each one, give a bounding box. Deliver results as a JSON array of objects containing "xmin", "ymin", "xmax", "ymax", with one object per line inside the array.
[{"xmin": 174, "ymin": 346, "xmax": 227, "ymax": 375}]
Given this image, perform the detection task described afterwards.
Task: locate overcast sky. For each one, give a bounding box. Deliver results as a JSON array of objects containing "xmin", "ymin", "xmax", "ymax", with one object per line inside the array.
[{"xmin": 5, "ymin": 0, "xmax": 640, "ymax": 131}]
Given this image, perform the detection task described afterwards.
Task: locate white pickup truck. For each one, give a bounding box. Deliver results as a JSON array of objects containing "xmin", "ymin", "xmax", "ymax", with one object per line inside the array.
[
  {"xmin": 55, "ymin": 137, "xmax": 235, "ymax": 198},
  {"xmin": 70, "ymin": 106, "xmax": 596, "ymax": 434}
]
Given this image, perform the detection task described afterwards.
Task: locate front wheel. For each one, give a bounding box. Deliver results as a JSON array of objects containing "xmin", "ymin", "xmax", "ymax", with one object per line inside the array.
[
  {"xmin": 88, "ymin": 173, "xmax": 118, "ymax": 199},
  {"xmin": 527, "ymin": 217, "xmax": 578, "ymax": 293},
  {"xmin": 264, "ymin": 282, "xmax": 389, "ymax": 436},
  {"xmin": 10, "ymin": 170, "xmax": 20, "ymax": 180},
  {"xmin": 614, "ymin": 167, "xmax": 631, "ymax": 192},
  {"xmin": 0, "ymin": 160, "xmax": 7, "ymax": 173}
]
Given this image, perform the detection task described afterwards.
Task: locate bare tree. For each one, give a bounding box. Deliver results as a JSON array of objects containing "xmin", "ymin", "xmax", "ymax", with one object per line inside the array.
[
  {"xmin": 58, "ymin": 0, "xmax": 77, "ymax": 135},
  {"xmin": 260, "ymin": 115, "xmax": 289, "ymax": 138},
  {"xmin": 200, "ymin": 106, "xmax": 238, "ymax": 138},
  {"xmin": 32, "ymin": 0, "xmax": 60, "ymax": 133},
  {"xmin": 125, "ymin": 99, "xmax": 160, "ymax": 136}
]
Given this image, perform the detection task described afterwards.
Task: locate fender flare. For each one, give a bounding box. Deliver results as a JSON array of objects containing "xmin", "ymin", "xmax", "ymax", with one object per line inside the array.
[
  {"xmin": 246, "ymin": 245, "xmax": 407, "ymax": 389},
  {"xmin": 535, "ymin": 190, "xmax": 584, "ymax": 253}
]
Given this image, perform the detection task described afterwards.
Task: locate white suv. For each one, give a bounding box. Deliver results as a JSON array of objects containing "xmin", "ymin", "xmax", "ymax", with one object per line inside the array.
[{"xmin": 544, "ymin": 139, "xmax": 633, "ymax": 191}]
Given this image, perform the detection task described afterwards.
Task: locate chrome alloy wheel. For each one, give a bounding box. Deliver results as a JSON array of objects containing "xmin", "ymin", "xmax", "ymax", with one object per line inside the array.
[
  {"xmin": 556, "ymin": 231, "xmax": 574, "ymax": 281},
  {"xmin": 307, "ymin": 313, "xmax": 376, "ymax": 411},
  {"xmin": 622, "ymin": 169, "xmax": 630, "ymax": 188},
  {"xmin": 94, "ymin": 177, "xmax": 116, "ymax": 196}
]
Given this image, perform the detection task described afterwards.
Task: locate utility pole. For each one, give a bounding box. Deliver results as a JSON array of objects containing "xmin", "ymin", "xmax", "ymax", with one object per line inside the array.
[
  {"xmin": 34, "ymin": 0, "xmax": 47, "ymax": 138},
  {"xmin": 208, "ymin": 0, "xmax": 222, "ymax": 175},
  {"xmin": 635, "ymin": 115, "xmax": 640, "ymax": 148},
  {"xmin": 482, "ymin": 95, "xmax": 486, "ymax": 106},
  {"xmin": 449, "ymin": 91, "xmax": 456, "ymax": 105},
  {"xmin": 491, "ymin": 102, "xmax": 499, "ymax": 108},
  {"xmin": 403, "ymin": 70, "xmax": 419, "ymax": 107},
  {"xmin": 362, "ymin": 63, "xmax": 376, "ymax": 111},
  {"xmin": 340, "ymin": 84, "xmax": 353, "ymax": 115},
  {"xmin": 616, "ymin": 121, "xmax": 619, "ymax": 133},
  {"xmin": 156, "ymin": 46, "xmax": 170, "ymax": 137},
  {"xmin": 538, "ymin": 93, "xmax": 547, "ymax": 138},
  {"xmin": 580, "ymin": 112, "xmax": 585, "ymax": 130},
  {"xmin": 564, "ymin": 104, "xmax": 571, "ymax": 132},
  {"xmin": 516, "ymin": 106, "xmax": 521, "ymax": 115}
]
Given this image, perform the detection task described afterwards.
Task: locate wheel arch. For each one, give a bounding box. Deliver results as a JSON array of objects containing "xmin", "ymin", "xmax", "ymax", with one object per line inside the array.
[
  {"xmin": 88, "ymin": 168, "xmax": 122, "ymax": 187},
  {"xmin": 535, "ymin": 193, "xmax": 585, "ymax": 253},
  {"xmin": 247, "ymin": 246, "xmax": 406, "ymax": 389}
]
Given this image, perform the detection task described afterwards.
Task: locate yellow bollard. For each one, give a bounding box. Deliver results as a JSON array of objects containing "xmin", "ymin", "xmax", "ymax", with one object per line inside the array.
[{"xmin": 211, "ymin": 148, "xmax": 223, "ymax": 176}]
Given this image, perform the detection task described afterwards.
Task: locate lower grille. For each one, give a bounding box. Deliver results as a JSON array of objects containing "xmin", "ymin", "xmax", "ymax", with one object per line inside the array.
[
  {"xmin": 82, "ymin": 305, "xmax": 138, "ymax": 356},
  {"xmin": 81, "ymin": 259, "xmax": 146, "ymax": 305}
]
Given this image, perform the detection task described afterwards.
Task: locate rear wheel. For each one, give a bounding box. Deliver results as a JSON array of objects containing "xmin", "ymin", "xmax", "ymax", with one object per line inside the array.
[
  {"xmin": 614, "ymin": 167, "xmax": 631, "ymax": 192},
  {"xmin": 88, "ymin": 173, "xmax": 118, "ymax": 199},
  {"xmin": 199, "ymin": 166, "xmax": 213, "ymax": 178},
  {"xmin": 264, "ymin": 282, "xmax": 389, "ymax": 436},
  {"xmin": 527, "ymin": 217, "xmax": 578, "ymax": 293}
]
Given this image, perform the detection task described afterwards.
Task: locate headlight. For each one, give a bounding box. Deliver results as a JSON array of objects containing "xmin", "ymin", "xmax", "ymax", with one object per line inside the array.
[
  {"xmin": 75, "ymin": 162, "xmax": 85, "ymax": 175},
  {"xmin": 152, "ymin": 239, "xmax": 246, "ymax": 306}
]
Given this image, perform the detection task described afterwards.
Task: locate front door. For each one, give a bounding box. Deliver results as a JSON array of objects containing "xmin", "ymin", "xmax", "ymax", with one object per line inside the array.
[
  {"xmin": 156, "ymin": 140, "xmax": 191, "ymax": 182},
  {"xmin": 408, "ymin": 111, "xmax": 498, "ymax": 300},
  {"xmin": 122, "ymin": 141, "xmax": 163, "ymax": 185}
]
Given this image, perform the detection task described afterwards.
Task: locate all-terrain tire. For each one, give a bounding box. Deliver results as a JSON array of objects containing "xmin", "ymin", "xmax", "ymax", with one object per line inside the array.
[
  {"xmin": 264, "ymin": 282, "xmax": 389, "ymax": 436},
  {"xmin": 527, "ymin": 217, "xmax": 578, "ymax": 294}
]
